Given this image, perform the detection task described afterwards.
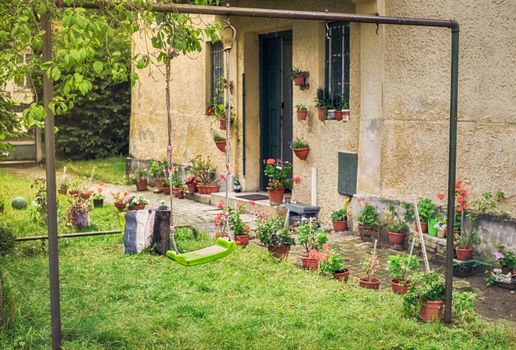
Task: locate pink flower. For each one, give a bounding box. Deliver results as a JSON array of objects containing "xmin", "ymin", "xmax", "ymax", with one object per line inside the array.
[
  {"xmin": 437, "ymin": 193, "xmax": 445, "ymax": 200},
  {"xmin": 293, "ymin": 176, "xmax": 301, "ymax": 185},
  {"xmin": 493, "ymin": 252, "xmax": 504, "ymax": 260},
  {"xmin": 455, "ymin": 180, "xmax": 462, "ymax": 189},
  {"xmin": 244, "ymin": 225, "xmax": 251, "ymax": 234},
  {"xmin": 217, "ymin": 200, "xmax": 224, "ymax": 209},
  {"xmin": 266, "ymin": 159, "xmax": 275, "ymax": 165},
  {"xmin": 457, "ymin": 206, "xmax": 464, "ymax": 212},
  {"xmin": 219, "ymin": 175, "xmax": 226, "ymax": 180},
  {"xmin": 249, "ymin": 200, "xmax": 256, "ymax": 206}
]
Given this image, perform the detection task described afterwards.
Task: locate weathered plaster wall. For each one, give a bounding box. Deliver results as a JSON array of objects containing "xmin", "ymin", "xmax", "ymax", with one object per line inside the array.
[{"xmin": 382, "ymin": 0, "xmax": 516, "ymax": 215}]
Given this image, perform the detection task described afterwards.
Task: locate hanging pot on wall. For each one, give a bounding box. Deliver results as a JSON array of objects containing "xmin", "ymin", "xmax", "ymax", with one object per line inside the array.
[{"xmin": 293, "ymin": 147, "xmax": 310, "ymax": 160}]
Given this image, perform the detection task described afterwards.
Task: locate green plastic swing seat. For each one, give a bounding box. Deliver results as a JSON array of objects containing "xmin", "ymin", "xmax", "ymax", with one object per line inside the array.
[{"xmin": 166, "ymin": 238, "xmax": 236, "ymax": 266}]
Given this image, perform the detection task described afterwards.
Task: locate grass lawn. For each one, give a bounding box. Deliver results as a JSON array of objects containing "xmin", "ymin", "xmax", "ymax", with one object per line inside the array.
[
  {"xmin": 57, "ymin": 156, "xmax": 126, "ymax": 185},
  {"xmin": 1, "ymin": 165, "xmax": 515, "ymax": 349}
]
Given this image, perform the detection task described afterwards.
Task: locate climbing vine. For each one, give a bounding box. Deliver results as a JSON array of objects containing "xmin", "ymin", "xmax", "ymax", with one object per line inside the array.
[{"xmin": 0, "ymin": 0, "xmax": 221, "ymax": 154}]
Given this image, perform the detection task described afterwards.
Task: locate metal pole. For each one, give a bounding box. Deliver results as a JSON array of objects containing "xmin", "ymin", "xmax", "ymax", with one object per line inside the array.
[
  {"xmin": 42, "ymin": 12, "xmax": 62, "ymax": 350},
  {"xmin": 444, "ymin": 26, "xmax": 460, "ymax": 324}
]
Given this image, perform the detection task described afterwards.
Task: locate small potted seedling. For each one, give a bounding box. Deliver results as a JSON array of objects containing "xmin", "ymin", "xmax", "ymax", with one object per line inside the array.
[
  {"xmin": 384, "ymin": 204, "xmax": 409, "ymax": 246},
  {"xmin": 403, "ymin": 271, "xmax": 445, "ymax": 322},
  {"xmin": 295, "ymin": 104, "xmax": 308, "ymax": 121},
  {"xmin": 336, "ymin": 92, "xmax": 350, "ymax": 121},
  {"xmin": 359, "ymin": 240, "xmax": 381, "ymax": 289},
  {"xmin": 112, "ymin": 192, "xmax": 128, "ymax": 212},
  {"xmin": 133, "ymin": 167, "xmax": 148, "ymax": 191},
  {"xmin": 255, "ymin": 214, "xmax": 295, "ymax": 260},
  {"xmin": 315, "ymin": 88, "xmax": 328, "ymax": 121},
  {"xmin": 229, "ymin": 207, "xmax": 251, "ymax": 247},
  {"xmin": 92, "ymin": 184, "xmax": 105, "ymax": 208},
  {"xmin": 455, "ymin": 229, "xmax": 480, "ymax": 261},
  {"xmin": 417, "ymin": 198, "xmax": 436, "ymax": 233},
  {"xmin": 330, "ymin": 209, "xmax": 348, "ymax": 232},
  {"xmin": 290, "ymin": 67, "xmax": 306, "ymax": 86},
  {"xmin": 320, "ymin": 250, "xmax": 349, "ymax": 282},
  {"xmin": 387, "ymin": 254, "xmax": 419, "ymax": 294},
  {"xmin": 212, "ymin": 132, "xmax": 227, "ymax": 153},
  {"xmin": 291, "ymin": 137, "xmax": 310, "ymax": 160},
  {"xmin": 171, "ymin": 170, "xmax": 185, "ymax": 199},
  {"xmin": 357, "ymin": 202, "xmax": 380, "ymax": 242}
]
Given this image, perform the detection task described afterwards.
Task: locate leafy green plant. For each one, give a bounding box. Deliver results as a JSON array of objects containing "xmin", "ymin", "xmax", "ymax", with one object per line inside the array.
[
  {"xmin": 457, "ymin": 229, "xmax": 480, "ymax": 249},
  {"xmin": 417, "ymin": 198, "xmax": 436, "ymax": 222},
  {"xmin": 357, "ymin": 203, "xmax": 379, "ymax": 227},
  {"xmin": 403, "ymin": 272, "xmax": 445, "ymax": 318},
  {"xmin": 134, "ymin": 167, "xmax": 148, "ymax": 180},
  {"xmin": 314, "ymin": 88, "xmax": 327, "ymax": 108},
  {"xmin": 0, "ymin": 224, "xmax": 16, "ymax": 256},
  {"xmin": 320, "ymin": 251, "xmax": 346, "ymax": 275},
  {"xmin": 149, "ymin": 160, "xmax": 166, "ymax": 179},
  {"xmin": 387, "ymin": 255, "xmax": 419, "ymax": 284},
  {"xmin": 330, "ymin": 209, "xmax": 347, "ymax": 222},
  {"xmin": 493, "ymin": 245, "xmax": 516, "ymax": 270},
  {"xmin": 263, "ymin": 159, "xmax": 293, "ymax": 190},
  {"xmin": 297, "ymin": 219, "xmax": 328, "ymax": 253},
  {"xmin": 384, "ymin": 204, "xmax": 409, "ymax": 233},
  {"xmin": 290, "ymin": 67, "xmax": 304, "ymax": 79},
  {"xmin": 254, "ymin": 214, "xmax": 294, "ymax": 247},
  {"xmin": 471, "ymin": 191, "xmax": 508, "ymax": 219},
  {"xmin": 453, "ymin": 292, "xmax": 479, "ymax": 324},
  {"xmin": 360, "ymin": 250, "xmax": 381, "ymax": 282},
  {"xmin": 295, "ymin": 103, "xmax": 307, "ymax": 111},
  {"xmin": 291, "ymin": 138, "xmax": 309, "ymax": 149},
  {"xmin": 228, "ymin": 207, "xmax": 250, "ymax": 236},
  {"xmin": 190, "ymin": 155, "xmax": 217, "ymax": 185},
  {"xmin": 212, "ymin": 132, "xmax": 226, "ymax": 142},
  {"xmin": 171, "ymin": 170, "xmax": 184, "ymax": 189},
  {"xmin": 336, "ymin": 91, "xmax": 349, "ymax": 110}
]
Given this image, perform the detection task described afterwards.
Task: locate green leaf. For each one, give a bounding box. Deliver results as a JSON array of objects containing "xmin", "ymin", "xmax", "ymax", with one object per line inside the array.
[
  {"xmin": 51, "ymin": 67, "xmax": 61, "ymax": 81},
  {"xmin": 78, "ymin": 80, "xmax": 92, "ymax": 95},
  {"xmin": 70, "ymin": 49, "xmax": 81, "ymax": 62},
  {"xmin": 93, "ymin": 61, "xmax": 104, "ymax": 74}
]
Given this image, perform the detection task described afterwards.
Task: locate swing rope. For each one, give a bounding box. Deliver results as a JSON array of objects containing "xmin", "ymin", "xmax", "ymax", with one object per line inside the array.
[{"xmin": 222, "ymin": 18, "xmax": 236, "ymax": 240}]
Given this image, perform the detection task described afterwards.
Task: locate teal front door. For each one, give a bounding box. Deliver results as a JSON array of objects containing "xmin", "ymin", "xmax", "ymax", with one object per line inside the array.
[{"xmin": 259, "ymin": 31, "xmax": 293, "ymax": 190}]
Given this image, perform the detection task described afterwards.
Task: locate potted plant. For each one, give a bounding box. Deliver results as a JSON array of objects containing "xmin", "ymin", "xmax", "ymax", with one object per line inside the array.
[
  {"xmin": 291, "ymin": 138, "xmax": 310, "ymax": 160},
  {"xmin": 127, "ymin": 195, "xmax": 148, "ymax": 211},
  {"xmin": 149, "ymin": 159, "xmax": 167, "ymax": 190},
  {"xmin": 295, "ymin": 104, "xmax": 308, "ymax": 121},
  {"xmin": 67, "ymin": 195, "xmax": 90, "ymax": 228},
  {"xmin": 314, "ymin": 88, "xmax": 328, "ymax": 121},
  {"xmin": 357, "ymin": 202, "xmax": 379, "ymax": 242},
  {"xmin": 162, "ymin": 178, "xmax": 171, "ymax": 195},
  {"xmin": 255, "ymin": 213, "xmax": 295, "ymax": 259},
  {"xmin": 320, "ymin": 250, "xmax": 349, "ymax": 282},
  {"xmin": 228, "ymin": 206, "xmax": 251, "ymax": 247},
  {"xmin": 417, "ymin": 198, "xmax": 436, "ymax": 233},
  {"xmin": 185, "ymin": 176, "xmax": 197, "ymax": 193},
  {"xmin": 172, "ymin": 172, "xmax": 185, "ymax": 199},
  {"xmin": 112, "ymin": 192, "xmax": 128, "ymax": 212},
  {"xmin": 68, "ymin": 179, "xmax": 81, "ymax": 196},
  {"xmin": 58, "ymin": 180, "xmax": 70, "ymax": 195},
  {"xmin": 91, "ymin": 184, "xmax": 105, "ymax": 208},
  {"xmin": 359, "ymin": 246, "xmax": 381, "ymax": 289},
  {"xmin": 0, "ymin": 197, "xmax": 5, "ymax": 214},
  {"xmin": 403, "ymin": 271, "xmax": 445, "ymax": 322},
  {"xmin": 455, "ymin": 229, "xmax": 480, "ymax": 261},
  {"xmin": 213, "ymin": 102, "xmax": 233, "ymax": 130},
  {"xmin": 190, "ymin": 155, "xmax": 218, "ymax": 194},
  {"xmin": 135, "ymin": 167, "xmax": 148, "ymax": 191},
  {"xmin": 290, "ymin": 67, "xmax": 306, "ymax": 86},
  {"xmin": 384, "ymin": 204, "xmax": 409, "ymax": 246},
  {"xmin": 205, "ymin": 101, "xmax": 214, "ymax": 116},
  {"xmin": 330, "ymin": 208, "xmax": 348, "ymax": 232},
  {"xmin": 387, "ymin": 255, "xmax": 419, "ymax": 294},
  {"xmin": 297, "ymin": 219, "xmax": 328, "ymax": 270},
  {"xmin": 212, "ymin": 132, "xmax": 226, "ymax": 153},
  {"xmin": 263, "ymin": 158, "xmax": 293, "ymax": 205},
  {"xmin": 493, "ymin": 244, "xmax": 516, "ymax": 275},
  {"xmin": 336, "ymin": 92, "xmax": 350, "ymax": 121}
]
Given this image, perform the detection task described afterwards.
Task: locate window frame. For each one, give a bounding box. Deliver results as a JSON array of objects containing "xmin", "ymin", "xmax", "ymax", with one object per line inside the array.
[
  {"xmin": 324, "ymin": 22, "xmax": 350, "ymax": 108},
  {"xmin": 210, "ymin": 41, "xmax": 224, "ymax": 106}
]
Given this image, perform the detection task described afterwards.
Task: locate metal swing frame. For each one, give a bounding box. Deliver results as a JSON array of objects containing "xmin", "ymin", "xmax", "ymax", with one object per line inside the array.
[{"xmin": 42, "ymin": 2, "xmax": 460, "ymax": 348}]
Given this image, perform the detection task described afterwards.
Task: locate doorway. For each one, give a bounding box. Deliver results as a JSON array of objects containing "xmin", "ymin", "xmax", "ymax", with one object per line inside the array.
[{"xmin": 259, "ymin": 30, "xmax": 293, "ymax": 190}]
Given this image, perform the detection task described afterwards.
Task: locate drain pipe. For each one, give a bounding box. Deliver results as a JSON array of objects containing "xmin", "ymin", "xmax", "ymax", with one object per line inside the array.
[{"xmin": 242, "ymin": 73, "xmax": 246, "ymax": 176}]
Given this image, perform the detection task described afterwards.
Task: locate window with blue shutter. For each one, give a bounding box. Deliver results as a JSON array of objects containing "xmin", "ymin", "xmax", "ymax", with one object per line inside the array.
[
  {"xmin": 210, "ymin": 42, "xmax": 224, "ymax": 106},
  {"xmin": 325, "ymin": 22, "xmax": 350, "ymax": 108}
]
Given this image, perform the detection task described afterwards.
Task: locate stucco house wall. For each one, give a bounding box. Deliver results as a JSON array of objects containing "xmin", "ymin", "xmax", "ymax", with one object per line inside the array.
[{"xmin": 130, "ymin": 0, "xmax": 516, "ymax": 222}]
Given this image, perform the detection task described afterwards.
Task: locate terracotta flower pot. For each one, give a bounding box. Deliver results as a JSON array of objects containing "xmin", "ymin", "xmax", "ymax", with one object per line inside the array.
[
  {"xmin": 293, "ymin": 147, "xmax": 310, "ymax": 160},
  {"xmin": 215, "ymin": 232, "xmax": 228, "ymax": 239},
  {"xmin": 300, "ymin": 255, "xmax": 318, "ymax": 271},
  {"xmin": 332, "ymin": 220, "xmax": 348, "ymax": 232},
  {"xmin": 388, "ymin": 231, "xmax": 405, "ymax": 245},
  {"xmin": 205, "ymin": 107, "xmax": 214, "ymax": 116},
  {"xmin": 419, "ymin": 300, "xmax": 443, "ymax": 322},
  {"xmin": 173, "ymin": 188, "xmax": 184, "ymax": 199},
  {"xmin": 268, "ymin": 245, "xmax": 291, "ymax": 260},
  {"xmin": 455, "ymin": 247, "xmax": 473, "ymax": 261},
  {"xmin": 58, "ymin": 188, "xmax": 67, "ymax": 195},
  {"xmin": 235, "ymin": 234, "xmax": 250, "ymax": 247},
  {"xmin": 187, "ymin": 183, "xmax": 197, "ymax": 193},
  {"xmin": 215, "ymin": 140, "xmax": 226, "ymax": 153},
  {"xmin": 219, "ymin": 118, "xmax": 227, "ymax": 130},
  {"xmin": 296, "ymin": 110, "xmax": 308, "ymax": 121},
  {"xmin": 69, "ymin": 190, "xmax": 79, "ymax": 196},
  {"xmin": 342, "ymin": 109, "xmax": 350, "ymax": 121},
  {"xmin": 419, "ymin": 221, "xmax": 428, "ymax": 233},
  {"xmin": 268, "ymin": 188, "xmax": 285, "ymax": 205},
  {"xmin": 114, "ymin": 202, "xmax": 126, "ymax": 212},
  {"xmin": 335, "ymin": 110, "xmax": 344, "ymax": 121},
  {"xmin": 293, "ymin": 75, "xmax": 305, "ymax": 86},
  {"xmin": 162, "ymin": 186, "xmax": 171, "ymax": 195},
  {"xmin": 129, "ymin": 204, "xmax": 145, "ymax": 211},
  {"xmin": 334, "ymin": 269, "xmax": 350, "ymax": 282},
  {"xmin": 136, "ymin": 179, "xmax": 148, "ymax": 191},
  {"xmin": 80, "ymin": 191, "xmax": 93, "ymax": 200},
  {"xmin": 155, "ymin": 179, "xmax": 163, "ymax": 190},
  {"xmin": 359, "ymin": 278, "xmax": 381, "ymax": 290},
  {"xmin": 205, "ymin": 184, "xmax": 220, "ymax": 194},
  {"xmin": 391, "ymin": 279, "xmax": 411, "ymax": 295},
  {"xmin": 317, "ymin": 107, "xmax": 327, "ymax": 121},
  {"xmin": 357, "ymin": 225, "xmax": 376, "ymax": 242}
]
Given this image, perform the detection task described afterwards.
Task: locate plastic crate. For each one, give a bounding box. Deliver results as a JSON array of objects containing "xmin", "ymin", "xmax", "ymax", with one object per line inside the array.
[{"xmin": 452, "ymin": 259, "xmax": 492, "ymax": 278}]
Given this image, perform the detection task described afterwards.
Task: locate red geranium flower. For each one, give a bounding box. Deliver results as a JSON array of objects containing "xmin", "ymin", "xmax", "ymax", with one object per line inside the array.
[
  {"xmin": 437, "ymin": 193, "xmax": 445, "ymax": 200},
  {"xmin": 266, "ymin": 159, "xmax": 275, "ymax": 165},
  {"xmin": 293, "ymin": 176, "xmax": 301, "ymax": 185}
]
